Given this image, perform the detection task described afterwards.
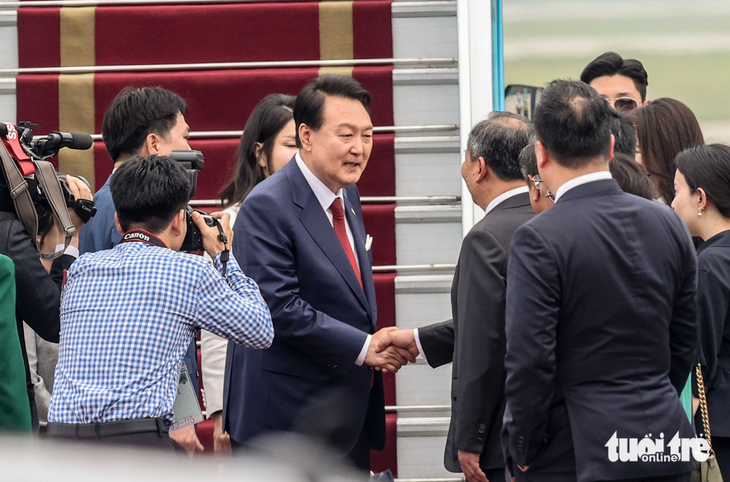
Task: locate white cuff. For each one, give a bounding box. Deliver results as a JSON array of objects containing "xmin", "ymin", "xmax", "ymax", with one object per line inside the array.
[
  {"xmin": 413, "ymin": 328, "xmax": 428, "ymax": 363},
  {"xmin": 355, "ymin": 334, "xmax": 372, "ymax": 366},
  {"xmin": 55, "ymin": 244, "xmax": 80, "ymax": 259}
]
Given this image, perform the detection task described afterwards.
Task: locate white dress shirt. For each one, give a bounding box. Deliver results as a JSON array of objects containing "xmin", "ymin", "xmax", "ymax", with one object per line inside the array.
[
  {"xmin": 413, "ymin": 185, "xmax": 530, "ymax": 362},
  {"xmin": 553, "ymin": 171, "xmax": 613, "ymax": 203},
  {"xmin": 295, "ymin": 153, "xmax": 370, "ymax": 365},
  {"xmin": 484, "ymin": 185, "xmax": 530, "ymax": 216}
]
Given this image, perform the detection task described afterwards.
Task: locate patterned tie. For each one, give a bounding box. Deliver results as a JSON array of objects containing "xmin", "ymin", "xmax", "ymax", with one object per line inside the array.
[{"xmin": 330, "ymin": 198, "xmax": 363, "ymax": 288}]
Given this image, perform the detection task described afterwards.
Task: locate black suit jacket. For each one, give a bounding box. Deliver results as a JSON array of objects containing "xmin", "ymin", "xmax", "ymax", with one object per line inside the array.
[
  {"xmin": 419, "ymin": 192, "xmax": 534, "ymax": 472},
  {"xmin": 0, "ymin": 214, "xmax": 73, "ymax": 427},
  {"xmin": 503, "ymin": 180, "xmax": 697, "ymax": 481},
  {"xmin": 694, "ymin": 230, "xmax": 730, "ymax": 437}
]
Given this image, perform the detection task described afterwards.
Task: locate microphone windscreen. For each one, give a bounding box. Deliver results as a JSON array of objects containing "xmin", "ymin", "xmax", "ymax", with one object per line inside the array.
[{"xmin": 69, "ymin": 132, "xmax": 93, "ymax": 150}]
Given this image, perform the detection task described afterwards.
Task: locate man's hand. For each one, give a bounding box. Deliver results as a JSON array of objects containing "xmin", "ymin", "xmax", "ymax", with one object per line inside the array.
[
  {"xmin": 375, "ymin": 328, "xmax": 419, "ymax": 359},
  {"xmin": 169, "ymin": 424, "xmax": 204, "ymax": 458},
  {"xmin": 211, "ymin": 411, "xmax": 232, "ymax": 456},
  {"xmin": 459, "ymin": 449, "xmax": 488, "ymax": 482},
  {"xmin": 364, "ymin": 327, "xmax": 416, "ymax": 373},
  {"xmin": 65, "ymin": 175, "xmax": 93, "ymax": 233},
  {"xmin": 193, "ymin": 211, "xmax": 234, "ymax": 259}
]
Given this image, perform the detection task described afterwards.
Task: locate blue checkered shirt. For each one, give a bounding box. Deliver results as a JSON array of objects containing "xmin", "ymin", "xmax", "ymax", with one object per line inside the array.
[{"xmin": 48, "ymin": 242, "xmax": 273, "ymax": 425}]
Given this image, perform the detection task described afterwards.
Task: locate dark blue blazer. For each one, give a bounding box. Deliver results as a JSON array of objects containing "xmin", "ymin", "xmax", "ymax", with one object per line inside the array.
[
  {"xmin": 503, "ymin": 180, "xmax": 697, "ymax": 481},
  {"xmin": 77, "ymin": 174, "xmax": 199, "ymax": 393},
  {"xmin": 224, "ymin": 158, "xmax": 384, "ymax": 456},
  {"xmin": 79, "ymin": 176, "xmax": 121, "ymax": 255}
]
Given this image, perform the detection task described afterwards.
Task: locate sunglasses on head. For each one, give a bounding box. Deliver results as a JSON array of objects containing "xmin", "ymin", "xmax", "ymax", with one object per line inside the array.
[{"xmin": 605, "ymin": 97, "xmax": 639, "ymax": 113}]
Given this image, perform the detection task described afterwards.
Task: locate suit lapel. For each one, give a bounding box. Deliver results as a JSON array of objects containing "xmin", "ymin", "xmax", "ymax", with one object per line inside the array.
[{"xmin": 289, "ymin": 161, "xmax": 370, "ymax": 313}]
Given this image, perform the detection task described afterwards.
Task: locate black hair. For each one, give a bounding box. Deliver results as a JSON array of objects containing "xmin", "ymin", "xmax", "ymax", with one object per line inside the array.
[
  {"xmin": 609, "ymin": 110, "xmax": 637, "ymax": 157},
  {"xmin": 102, "ymin": 87, "xmax": 187, "ymax": 163},
  {"xmin": 675, "ymin": 144, "xmax": 730, "ymax": 218},
  {"xmin": 533, "ymin": 80, "xmax": 612, "ymax": 169},
  {"xmin": 294, "ymin": 74, "xmax": 371, "ymax": 148},
  {"xmin": 519, "ymin": 142, "xmax": 538, "ymax": 181},
  {"xmin": 219, "ymin": 94, "xmax": 295, "ymax": 208},
  {"xmin": 580, "ymin": 52, "xmax": 649, "ymax": 101},
  {"xmin": 630, "ymin": 98, "xmax": 704, "ymax": 204},
  {"xmin": 467, "ymin": 111, "xmax": 534, "ymax": 182},
  {"xmin": 609, "ymin": 153, "xmax": 655, "ymax": 200},
  {"xmin": 110, "ymin": 154, "xmax": 191, "ymax": 234}
]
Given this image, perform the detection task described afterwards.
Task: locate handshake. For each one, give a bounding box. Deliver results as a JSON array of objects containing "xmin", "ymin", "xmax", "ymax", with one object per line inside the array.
[{"xmin": 364, "ymin": 327, "xmax": 419, "ymax": 373}]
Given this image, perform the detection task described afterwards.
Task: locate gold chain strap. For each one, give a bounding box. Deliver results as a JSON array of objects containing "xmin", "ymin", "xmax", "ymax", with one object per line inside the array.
[{"xmin": 696, "ymin": 364, "xmax": 715, "ymax": 456}]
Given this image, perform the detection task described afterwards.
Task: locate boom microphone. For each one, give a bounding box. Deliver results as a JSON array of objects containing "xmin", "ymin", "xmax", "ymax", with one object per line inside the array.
[
  {"xmin": 44, "ymin": 132, "xmax": 94, "ymax": 150},
  {"xmin": 33, "ymin": 131, "xmax": 93, "ymax": 157}
]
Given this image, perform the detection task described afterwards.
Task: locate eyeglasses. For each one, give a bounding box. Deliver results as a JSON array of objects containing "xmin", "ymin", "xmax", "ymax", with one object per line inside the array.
[
  {"xmin": 604, "ymin": 97, "xmax": 639, "ymax": 113},
  {"xmin": 532, "ymin": 175, "xmax": 556, "ymax": 203}
]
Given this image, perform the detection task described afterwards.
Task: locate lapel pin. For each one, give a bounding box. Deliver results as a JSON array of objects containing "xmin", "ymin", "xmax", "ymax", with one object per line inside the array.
[{"xmin": 350, "ymin": 208, "xmax": 356, "ymax": 216}]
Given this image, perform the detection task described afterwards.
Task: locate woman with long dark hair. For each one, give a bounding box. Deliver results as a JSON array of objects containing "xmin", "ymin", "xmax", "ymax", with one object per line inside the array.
[
  {"xmin": 219, "ymin": 93, "xmax": 297, "ymax": 208},
  {"xmin": 672, "ymin": 144, "xmax": 730, "ymax": 476},
  {"xmin": 201, "ymin": 93, "xmax": 296, "ymax": 454},
  {"xmin": 631, "ymin": 98, "xmax": 704, "ymax": 204}
]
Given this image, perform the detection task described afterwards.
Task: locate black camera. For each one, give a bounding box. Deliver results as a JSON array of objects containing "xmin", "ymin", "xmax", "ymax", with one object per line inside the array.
[
  {"xmin": 6, "ymin": 121, "xmax": 94, "ymax": 160},
  {"xmin": 167, "ymin": 150, "xmax": 222, "ymax": 252},
  {"xmin": 0, "ymin": 121, "xmax": 96, "ymax": 257},
  {"xmin": 181, "ymin": 205, "xmax": 219, "ymax": 252},
  {"xmin": 36, "ymin": 172, "xmax": 97, "ymax": 223}
]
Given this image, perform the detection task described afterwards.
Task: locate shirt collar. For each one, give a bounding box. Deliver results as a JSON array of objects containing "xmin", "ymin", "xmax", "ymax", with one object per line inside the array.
[
  {"xmin": 698, "ymin": 229, "xmax": 730, "ymax": 255},
  {"xmin": 485, "ymin": 186, "xmax": 529, "ymax": 216},
  {"xmin": 295, "ymin": 152, "xmax": 343, "ymax": 211},
  {"xmin": 554, "ymin": 171, "xmax": 613, "ymax": 203}
]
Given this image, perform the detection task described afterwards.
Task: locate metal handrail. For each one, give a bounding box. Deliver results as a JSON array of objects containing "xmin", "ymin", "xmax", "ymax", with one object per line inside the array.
[
  {"xmin": 86, "ymin": 125, "xmax": 459, "ymax": 141},
  {"xmin": 385, "ymin": 405, "xmax": 450, "ymax": 412},
  {"xmin": 361, "ymin": 196, "xmax": 459, "ymax": 204},
  {"xmin": 199, "ymin": 404, "xmax": 450, "ymax": 419},
  {"xmin": 0, "ymin": 57, "xmax": 457, "ymax": 76},
  {"xmin": 372, "ymin": 264, "xmax": 456, "ymax": 273},
  {"xmin": 0, "ymin": 0, "xmax": 454, "ymax": 8},
  {"xmin": 188, "ymin": 196, "xmax": 460, "ymax": 207}
]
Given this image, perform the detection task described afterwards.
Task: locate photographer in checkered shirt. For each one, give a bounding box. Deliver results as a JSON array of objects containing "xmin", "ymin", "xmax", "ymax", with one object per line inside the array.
[{"xmin": 43, "ymin": 155, "xmax": 273, "ymax": 450}]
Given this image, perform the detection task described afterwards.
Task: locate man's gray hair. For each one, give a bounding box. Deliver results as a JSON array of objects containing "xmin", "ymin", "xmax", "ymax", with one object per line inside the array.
[{"xmin": 466, "ymin": 111, "xmax": 534, "ymax": 182}]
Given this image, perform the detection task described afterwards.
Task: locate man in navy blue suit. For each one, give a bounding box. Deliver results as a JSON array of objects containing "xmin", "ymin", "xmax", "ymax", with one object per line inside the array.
[
  {"xmin": 80, "ymin": 87, "xmax": 191, "ymax": 254},
  {"xmin": 502, "ymin": 80, "xmax": 697, "ymax": 482},
  {"xmin": 226, "ymin": 75, "xmax": 414, "ymax": 471}
]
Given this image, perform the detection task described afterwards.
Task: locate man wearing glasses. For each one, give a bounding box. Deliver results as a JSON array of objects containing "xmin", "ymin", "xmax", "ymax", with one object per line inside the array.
[
  {"xmin": 580, "ymin": 51, "xmax": 650, "ymax": 113},
  {"xmin": 519, "ymin": 142, "xmax": 554, "ymax": 215}
]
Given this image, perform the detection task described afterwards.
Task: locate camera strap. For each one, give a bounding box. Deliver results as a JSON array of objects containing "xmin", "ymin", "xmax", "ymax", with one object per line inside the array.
[
  {"xmin": 120, "ymin": 229, "xmax": 167, "ymax": 248},
  {"xmin": 0, "ymin": 138, "xmax": 38, "ymax": 247},
  {"xmin": 216, "ymin": 222, "xmax": 229, "ymax": 277},
  {"xmin": 34, "ymin": 161, "xmax": 76, "ymax": 261}
]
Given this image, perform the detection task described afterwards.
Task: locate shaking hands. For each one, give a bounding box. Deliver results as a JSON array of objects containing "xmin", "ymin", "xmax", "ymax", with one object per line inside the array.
[{"xmin": 364, "ymin": 327, "xmax": 420, "ymax": 373}]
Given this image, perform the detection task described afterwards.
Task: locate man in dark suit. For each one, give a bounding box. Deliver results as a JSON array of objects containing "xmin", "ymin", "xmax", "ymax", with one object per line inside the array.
[
  {"xmin": 79, "ymin": 87, "xmax": 191, "ymax": 254},
  {"xmin": 225, "ymin": 75, "xmax": 413, "ymax": 471},
  {"xmin": 503, "ymin": 80, "xmax": 697, "ymax": 482},
  {"xmin": 376, "ymin": 112, "xmax": 535, "ymax": 482}
]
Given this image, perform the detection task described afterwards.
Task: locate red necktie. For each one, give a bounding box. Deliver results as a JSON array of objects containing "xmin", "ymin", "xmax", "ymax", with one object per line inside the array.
[{"xmin": 330, "ymin": 199, "xmax": 363, "ymax": 288}]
